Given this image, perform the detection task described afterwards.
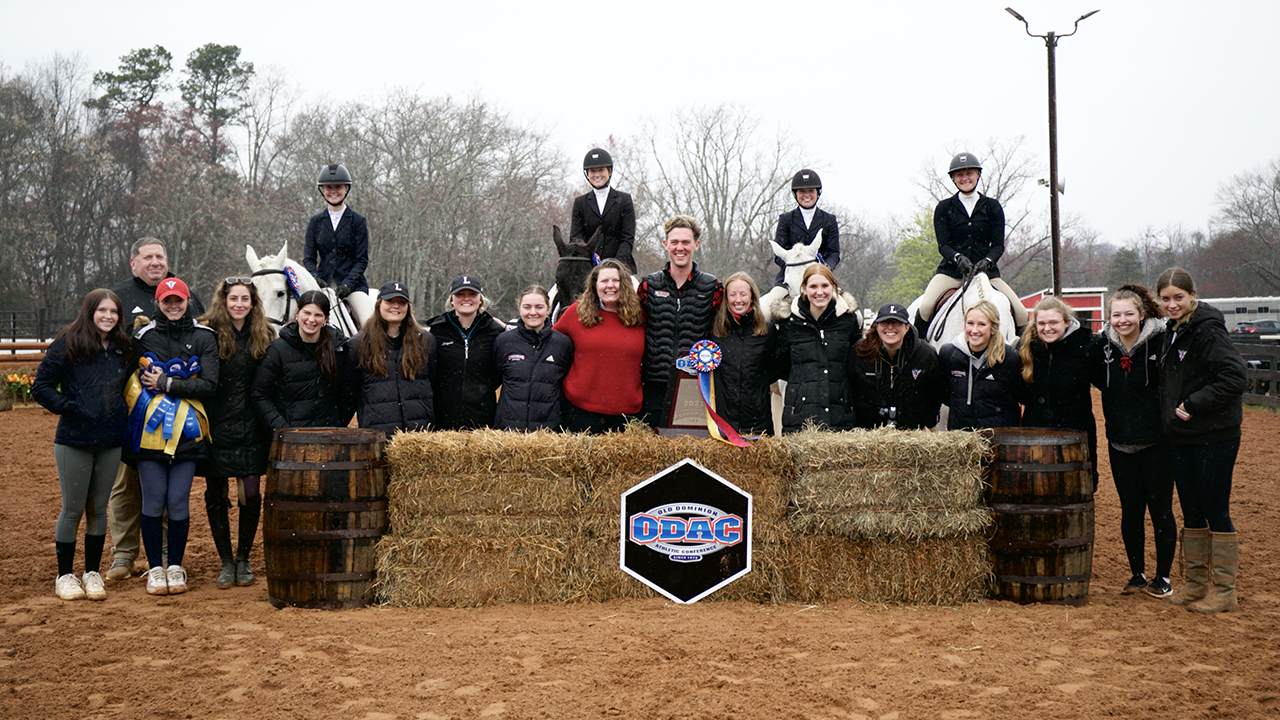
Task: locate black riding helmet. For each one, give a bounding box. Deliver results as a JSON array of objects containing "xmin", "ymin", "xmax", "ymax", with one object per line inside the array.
[
  {"xmin": 317, "ymin": 163, "xmax": 353, "ymax": 186},
  {"xmin": 791, "ymin": 169, "xmax": 822, "ymax": 199},
  {"xmin": 583, "ymin": 148, "xmax": 613, "ymax": 170},
  {"xmin": 948, "ymin": 152, "xmax": 982, "ymax": 176}
]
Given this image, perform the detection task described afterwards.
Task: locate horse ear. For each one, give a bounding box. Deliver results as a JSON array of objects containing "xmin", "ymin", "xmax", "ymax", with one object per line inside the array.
[
  {"xmin": 246, "ymin": 245, "xmax": 260, "ymax": 268},
  {"xmin": 553, "ymin": 225, "xmax": 567, "ymax": 256},
  {"xmin": 806, "ymin": 229, "xmax": 824, "ymax": 254},
  {"xmin": 769, "ymin": 240, "xmax": 787, "ymax": 260},
  {"xmin": 275, "ymin": 242, "xmax": 288, "ymax": 268},
  {"xmin": 586, "ymin": 227, "xmax": 602, "ymax": 255}
]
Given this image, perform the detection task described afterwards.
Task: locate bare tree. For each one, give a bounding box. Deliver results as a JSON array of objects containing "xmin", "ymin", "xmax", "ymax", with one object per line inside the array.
[
  {"xmin": 238, "ymin": 65, "xmax": 299, "ymax": 195},
  {"xmin": 1214, "ymin": 157, "xmax": 1280, "ymax": 293},
  {"xmin": 639, "ymin": 104, "xmax": 800, "ymax": 283}
]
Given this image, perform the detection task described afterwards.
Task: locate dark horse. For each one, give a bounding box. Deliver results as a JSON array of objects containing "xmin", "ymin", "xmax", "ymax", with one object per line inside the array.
[{"xmin": 548, "ymin": 224, "xmax": 601, "ymax": 323}]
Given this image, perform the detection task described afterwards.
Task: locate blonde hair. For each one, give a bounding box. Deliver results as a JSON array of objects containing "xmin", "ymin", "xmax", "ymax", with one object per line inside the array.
[
  {"xmin": 663, "ymin": 215, "xmax": 702, "ymax": 241},
  {"xmin": 965, "ymin": 301, "xmax": 1006, "ymax": 365},
  {"xmin": 1019, "ymin": 296, "xmax": 1074, "ymax": 382},
  {"xmin": 713, "ymin": 273, "xmax": 768, "ymax": 337}
]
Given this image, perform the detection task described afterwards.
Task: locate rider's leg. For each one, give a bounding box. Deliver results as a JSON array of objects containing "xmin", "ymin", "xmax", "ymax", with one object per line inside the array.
[
  {"xmin": 917, "ymin": 274, "xmax": 962, "ymax": 322},
  {"xmin": 990, "ymin": 278, "xmax": 1029, "ymax": 327}
]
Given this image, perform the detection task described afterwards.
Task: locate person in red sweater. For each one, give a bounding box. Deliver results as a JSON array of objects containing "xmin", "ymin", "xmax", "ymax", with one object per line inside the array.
[{"xmin": 553, "ymin": 259, "xmax": 645, "ymax": 433}]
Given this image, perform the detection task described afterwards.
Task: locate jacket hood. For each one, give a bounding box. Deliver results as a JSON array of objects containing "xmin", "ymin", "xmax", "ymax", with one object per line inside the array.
[
  {"xmin": 789, "ymin": 290, "xmax": 858, "ymax": 321},
  {"xmin": 1102, "ymin": 317, "xmax": 1164, "ymax": 356}
]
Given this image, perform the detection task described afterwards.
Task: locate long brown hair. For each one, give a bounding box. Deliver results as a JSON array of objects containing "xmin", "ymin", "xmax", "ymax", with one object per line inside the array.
[
  {"xmin": 577, "ymin": 258, "xmax": 643, "ymax": 328},
  {"xmin": 713, "ymin": 272, "xmax": 768, "ymax": 337},
  {"xmin": 1019, "ymin": 296, "xmax": 1074, "ymax": 382},
  {"xmin": 199, "ymin": 280, "xmax": 273, "ymax": 361},
  {"xmin": 357, "ymin": 296, "xmax": 430, "ymax": 379},
  {"xmin": 59, "ymin": 289, "xmax": 131, "ymax": 364},
  {"xmin": 1156, "ymin": 267, "xmax": 1199, "ymax": 328},
  {"xmin": 295, "ymin": 290, "xmax": 339, "ymax": 384},
  {"xmin": 1107, "ymin": 283, "xmax": 1162, "ymax": 322}
]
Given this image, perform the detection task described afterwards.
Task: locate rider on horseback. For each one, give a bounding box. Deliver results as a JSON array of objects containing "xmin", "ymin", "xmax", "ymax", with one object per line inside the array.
[
  {"xmin": 570, "ymin": 148, "xmax": 637, "ymax": 273},
  {"xmin": 304, "ymin": 163, "xmax": 370, "ymax": 303},
  {"xmin": 773, "ymin": 169, "xmax": 840, "ymax": 287},
  {"xmin": 914, "ymin": 152, "xmax": 1029, "ymax": 337}
]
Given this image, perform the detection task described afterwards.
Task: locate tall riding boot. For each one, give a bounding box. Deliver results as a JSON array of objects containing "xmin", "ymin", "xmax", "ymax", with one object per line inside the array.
[
  {"xmin": 1167, "ymin": 527, "xmax": 1210, "ymax": 606},
  {"xmin": 234, "ymin": 498, "xmax": 260, "ymax": 586},
  {"xmin": 205, "ymin": 493, "xmax": 236, "ymax": 589},
  {"xmin": 1189, "ymin": 532, "xmax": 1239, "ymax": 614},
  {"xmin": 913, "ymin": 312, "xmax": 931, "ymax": 341}
]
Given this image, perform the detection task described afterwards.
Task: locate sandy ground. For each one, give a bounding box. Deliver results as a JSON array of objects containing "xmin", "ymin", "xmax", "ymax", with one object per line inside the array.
[{"xmin": 2, "ymin": 398, "xmax": 1278, "ymax": 720}]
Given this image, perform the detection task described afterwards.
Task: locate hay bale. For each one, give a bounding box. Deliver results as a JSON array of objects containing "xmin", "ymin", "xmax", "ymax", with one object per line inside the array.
[
  {"xmin": 374, "ymin": 517, "xmax": 579, "ymax": 607},
  {"xmin": 785, "ymin": 428, "xmax": 993, "ymax": 539},
  {"xmin": 785, "ymin": 535, "xmax": 992, "ymax": 605},
  {"xmin": 385, "ymin": 429, "xmax": 592, "ymax": 529}
]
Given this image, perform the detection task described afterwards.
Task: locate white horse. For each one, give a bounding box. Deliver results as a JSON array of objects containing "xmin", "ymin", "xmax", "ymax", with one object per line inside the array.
[
  {"xmin": 759, "ymin": 230, "xmax": 825, "ymax": 323},
  {"xmin": 906, "ymin": 271, "xmax": 1017, "ymax": 352},
  {"xmin": 245, "ymin": 243, "xmax": 376, "ymax": 337}
]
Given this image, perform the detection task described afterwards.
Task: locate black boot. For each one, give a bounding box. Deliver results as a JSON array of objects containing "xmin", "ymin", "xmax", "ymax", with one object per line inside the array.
[
  {"xmin": 913, "ymin": 312, "xmax": 932, "ymax": 341},
  {"xmin": 235, "ymin": 498, "xmax": 260, "ymax": 586},
  {"xmin": 205, "ymin": 491, "xmax": 236, "ymax": 589}
]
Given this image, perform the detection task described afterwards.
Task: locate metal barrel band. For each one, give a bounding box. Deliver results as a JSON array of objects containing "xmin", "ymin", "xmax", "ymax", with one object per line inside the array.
[
  {"xmin": 995, "ymin": 461, "xmax": 1091, "ymax": 473},
  {"xmin": 993, "ymin": 533, "xmax": 1095, "ymax": 550},
  {"xmin": 991, "ymin": 431, "xmax": 1087, "ymax": 446},
  {"xmin": 263, "ymin": 527, "xmax": 387, "ymax": 540},
  {"xmin": 998, "ymin": 572, "xmax": 1092, "ymax": 584},
  {"xmin": 276, "ymin": 429, "xmax": 384, "ymax": 445},
  {"xmin": 272, "ymin": 459, "xmax": 387, "ymax": 471},
  {"xmin": 266, "ymin": 571, "xmax": 373, "ymax": 582},
  {"xmin": 266, "ymin": 499, "xmax": 388, "ymax": 512},
  {"xmin": 989, "ymin": 501, "xmax": 1095, "ymax": 514}
]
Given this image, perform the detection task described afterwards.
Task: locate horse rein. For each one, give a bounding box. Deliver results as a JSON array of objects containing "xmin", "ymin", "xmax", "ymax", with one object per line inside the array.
[
  {"xmin": 251, "ymin": 267, "xmax": 295, "ymax": 327},
  {"xmin": 929, "ymin": 269, "xmax": 980, "ymax": 344}
]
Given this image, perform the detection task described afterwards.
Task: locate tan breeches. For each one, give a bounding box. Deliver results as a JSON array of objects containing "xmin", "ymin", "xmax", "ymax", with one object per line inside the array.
[{"xmin": 918, "ymin": 274, "xmax": 1029, "ymax": 326}]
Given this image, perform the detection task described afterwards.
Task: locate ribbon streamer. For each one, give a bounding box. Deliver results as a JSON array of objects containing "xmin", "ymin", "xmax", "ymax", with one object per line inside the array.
[
  {"xmin": 684, "ymin": 340, "xmax": 750, "ymax": 448},
  {"xmin": 125, "ymin": 352, "xmax": 210, "ymax": 456}
]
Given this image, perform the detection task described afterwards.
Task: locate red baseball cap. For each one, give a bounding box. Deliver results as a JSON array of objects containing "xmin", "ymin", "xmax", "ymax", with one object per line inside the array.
[{"xmin": 155, "ymin": 277, "xmax": 190, "ymax": 301}]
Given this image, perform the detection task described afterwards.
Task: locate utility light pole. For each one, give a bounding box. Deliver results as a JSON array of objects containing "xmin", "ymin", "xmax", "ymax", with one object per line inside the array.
[{"xmin": 1006, "ymin": 7, "xmax": 1099, "ymax": 296}]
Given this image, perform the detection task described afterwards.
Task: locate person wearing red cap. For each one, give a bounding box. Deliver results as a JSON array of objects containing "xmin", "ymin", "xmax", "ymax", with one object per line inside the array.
[{"xmin": 125, "ymin": 277, "xmax": 220, "ymax": 597}]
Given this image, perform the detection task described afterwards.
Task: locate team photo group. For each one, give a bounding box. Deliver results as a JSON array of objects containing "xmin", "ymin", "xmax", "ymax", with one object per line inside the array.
[{"xmin": 32, "ymin": 147, "xmax": 1247, "ymax": 618}]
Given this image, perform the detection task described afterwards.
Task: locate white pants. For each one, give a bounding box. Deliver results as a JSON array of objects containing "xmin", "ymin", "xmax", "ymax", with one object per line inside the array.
[{"xmin": 918, "ymin": 274, "xmax": 1029, "ymax": 326}]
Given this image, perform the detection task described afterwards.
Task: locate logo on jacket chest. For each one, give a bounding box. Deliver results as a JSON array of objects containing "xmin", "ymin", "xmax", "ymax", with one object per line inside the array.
[
  {"xmin": 1178, "ymin": 350, "xmax": 1187, "ymax": 361},
  {"xmin": 654, "ymin": 290, "xmax": 670, "ymax": 298},
  {"xmin": 506, "ymin": 353, "xmax": 526, "ymax": 362},
  {"xmin": 912, "ymin": 369, "xmax": 922, "ymax": 379}
]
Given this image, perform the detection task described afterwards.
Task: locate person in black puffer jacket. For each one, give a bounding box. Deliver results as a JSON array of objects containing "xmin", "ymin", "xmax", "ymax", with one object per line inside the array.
[
  {"xmin": 426, "ymin": 274, "xmax": 507, "ymax": 430},
  {"xmin": 493, "ymin": 285, "xmax": 574, "ymax": 431},
  {"xmin": 938, "ymin": 301, "xmax": 1022, "ymax": 430},
  {"xmin": 710, "ymin": 273, "xmax": 780, "ymax": 436},
  {"xmin": 126, "ymin": 278, "xmax": 220, "ymax": 597},
  {"xmin": 352, "ymin": 281, "xmax": 437, "ymax": 435},
  {"xmin": 638, "ymin": 215, "xmax": 723, "ymax": 427},
  {"xmin": 196, "ymin": 278, "xmax": 275, "ymax": 589},
  {"xmin": 252, "ymin": 291, "xmax": 356, "ymax": 431},
  {"xmin": 775, "ymin": 265, "xmax": 861, "ymax": 433},
  {"xmin": 1156, "ymin": 268, "xmax": 1247, "ymax": 615},
  {"xmin": 1096, "ymin": 284, "xmax": 1176, "ymax": 598},
  {"xmin": 1018, "ymin": 296, "xmax": 1104, "ymax": 484},
  {"xmin": 32, "ymin": 289, "xmax": 132, "ymax": 601},
  {"xmin": 851, "ymin": 303, "xmax": 946, "ymax": 430}
]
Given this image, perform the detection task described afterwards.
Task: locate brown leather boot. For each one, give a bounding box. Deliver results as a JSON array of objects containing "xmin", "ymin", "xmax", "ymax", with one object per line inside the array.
[
  {"xmin": 1166, "ymin": 528, "xmax": 1210, "ymax": 606},
  {"xmin": 1189, "ymin": 532, "xmax": 1239, "ymax": 614}
]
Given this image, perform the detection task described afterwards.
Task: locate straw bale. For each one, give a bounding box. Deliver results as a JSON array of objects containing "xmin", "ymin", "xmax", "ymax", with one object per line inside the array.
[
  {"xmin": 385, "ymin": 429, "xmax": 592, "ymax": 525},
  {"xmin": 789, "ymin": 506, "xmax": 993, "ymax": 540},
  {"xmin": 785, "ymin": 427, "xmax": 990, "ymax": 500},
  {"xmin": 784, "ymin": 535, "xmax": 992, "ymax": 605}
]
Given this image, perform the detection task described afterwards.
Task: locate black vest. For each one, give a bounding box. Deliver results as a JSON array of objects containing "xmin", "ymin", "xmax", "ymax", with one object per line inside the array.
[{"xmin": 640, "ymin": 263, "xmax": 720, "ymax": 384}]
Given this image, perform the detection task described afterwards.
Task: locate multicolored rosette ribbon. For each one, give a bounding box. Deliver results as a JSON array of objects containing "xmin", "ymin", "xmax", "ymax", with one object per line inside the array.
[
  {"xmin": 283, "ymin": 265, "xmax": 302, "ymax": 298},
  {"xmin": 125, "ymin": 352, "xmax": 209, "ymax": 456},
  {"xmin": 682, "ymin": 340, "xmax": 750, "ymax": 448}
]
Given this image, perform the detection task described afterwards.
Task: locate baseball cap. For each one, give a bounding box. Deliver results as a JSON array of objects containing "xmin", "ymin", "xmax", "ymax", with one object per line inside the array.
[
  {"xmin": 873, "ymin": 303, "xmax": 910, "ymax": 325},
  {"xmin": 449, "ymin": 274, "xmax": 482, "ymax": 294},
  {"xmin": 155, "ymin": 277, "xmax": 190, "ymax": 301},
  {"xmin": 379, "ymin": 280, "xmax": 410, "ymax": 302}
]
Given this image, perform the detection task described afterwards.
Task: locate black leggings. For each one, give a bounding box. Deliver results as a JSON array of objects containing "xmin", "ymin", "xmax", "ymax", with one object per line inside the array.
[
  {"xmin": 1171, "ymin": 437, "xmax": 1239, "ymax": 533},
  {"xmin": 1108, "ymin": 442, "xmax": 1177, "ymax": 578}
]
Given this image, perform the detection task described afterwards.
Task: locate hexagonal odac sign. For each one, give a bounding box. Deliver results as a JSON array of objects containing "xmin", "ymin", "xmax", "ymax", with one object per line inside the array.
[{"xmin": 619, "ymin": 458, "xmax": 752, "ymax": 603}]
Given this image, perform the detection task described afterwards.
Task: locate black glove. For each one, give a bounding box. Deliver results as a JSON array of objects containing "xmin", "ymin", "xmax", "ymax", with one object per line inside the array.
[
  {"xmin": 974, "ymin": 258, "xmax": 992, "ymax": 274},
  {"xmin": 336, "ymin": 284, "xmax": 352, "ymax": 299},
  {"xmin": 953, "ymin": 254, "xmax": 974, "ymax": 274}
]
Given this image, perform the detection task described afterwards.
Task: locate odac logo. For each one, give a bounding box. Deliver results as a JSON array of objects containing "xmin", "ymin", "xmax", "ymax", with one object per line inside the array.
[{"xmin": 619, "ymin": 458, "xmax": 752, "ymax": 603}]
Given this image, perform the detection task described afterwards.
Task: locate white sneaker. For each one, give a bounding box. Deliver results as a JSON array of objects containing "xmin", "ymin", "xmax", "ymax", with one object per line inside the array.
[
  {"xmin": 146, "ymin": 566, "xmax": 169, "ymax": 596},
  {"xmin": 166, "ymin": 565, "xmax": 187, "ymax": 595},
  {"xmin": 55, "ymin": 573, "xmax": 87, "ymax": 601},
  {"xmin": 82, "ymin": 571, "xmax": 107, "ymax": 601}
]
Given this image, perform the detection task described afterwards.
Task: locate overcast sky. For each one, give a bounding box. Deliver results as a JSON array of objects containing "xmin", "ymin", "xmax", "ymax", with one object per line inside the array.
[{"xmin": 6, "ymin": 0, "xmax": 1278, "ymax": 247}]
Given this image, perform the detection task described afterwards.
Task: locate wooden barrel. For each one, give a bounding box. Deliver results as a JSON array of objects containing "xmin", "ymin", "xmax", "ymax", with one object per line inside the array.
[
  {"xmin": 986, "ymin": 427, "xmax": 1094, "ymax": 606},
  {"xmin": 264, "ymin": 427, "xmax": 387, "ymax": 610}
]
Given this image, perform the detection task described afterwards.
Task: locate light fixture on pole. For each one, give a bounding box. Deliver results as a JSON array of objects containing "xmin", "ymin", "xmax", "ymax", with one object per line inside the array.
[{"xmin": 1006, "ymin": 7, "xmax": 1099, "ymax": 296}]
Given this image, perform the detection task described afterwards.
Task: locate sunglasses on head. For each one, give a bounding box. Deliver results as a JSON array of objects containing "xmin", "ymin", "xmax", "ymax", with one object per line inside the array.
[{"xmin": 224, "ymin": 277, "xmax": 254, "ymax": 286}]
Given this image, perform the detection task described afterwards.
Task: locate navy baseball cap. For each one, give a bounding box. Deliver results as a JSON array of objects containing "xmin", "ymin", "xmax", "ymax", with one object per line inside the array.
[
  {"xmin": 449, "ymin": 274, "xmax": 482, "ymax": 294},
  {"xmin": 379, "ymin": 280, "xmax": 410, "ymax": 302},
  {"xmin": 873, "ymin": 303, "xmax": 910, "ymax": 324}
]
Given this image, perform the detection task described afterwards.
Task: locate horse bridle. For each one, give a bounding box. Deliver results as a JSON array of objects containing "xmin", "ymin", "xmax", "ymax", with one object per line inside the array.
[
  {"xmin": 928, "ymin": 268, "xmax": 981, "ymax": 344},
  {"xmin": 251, "ymin": 267, "xmax": 295, "ymax": 327}
]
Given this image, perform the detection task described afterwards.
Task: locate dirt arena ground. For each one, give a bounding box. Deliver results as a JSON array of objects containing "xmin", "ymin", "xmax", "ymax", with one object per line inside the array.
[{"xmin": 2, "ymin": 398, "xmax": 1277, "ymax": 720}]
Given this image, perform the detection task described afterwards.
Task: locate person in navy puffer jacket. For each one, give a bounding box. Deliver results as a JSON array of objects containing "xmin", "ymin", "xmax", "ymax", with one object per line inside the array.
[{"xmin": 493, "ymin": 285, "xmax": 574, "ymax": 431}]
